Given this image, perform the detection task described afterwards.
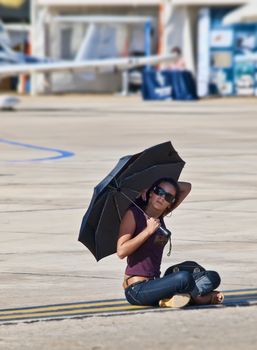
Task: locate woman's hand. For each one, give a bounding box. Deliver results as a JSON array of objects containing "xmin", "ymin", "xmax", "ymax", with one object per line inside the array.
[{"xmin": 145, "ymin": 217, "xmax": 160, "ymax": 236}]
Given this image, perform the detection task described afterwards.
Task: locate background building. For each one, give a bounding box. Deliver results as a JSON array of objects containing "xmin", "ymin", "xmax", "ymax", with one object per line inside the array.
[
  {"xmin": 30, "ymin": 0, "xmax": 162, "ymax": 93},
  {"xmin": 1, "ymin": 0, "xmax": 256, "ymax": 96},
  {"xmin": 161, "ymin": 1, "xmax": 257, "ymax": 97}
]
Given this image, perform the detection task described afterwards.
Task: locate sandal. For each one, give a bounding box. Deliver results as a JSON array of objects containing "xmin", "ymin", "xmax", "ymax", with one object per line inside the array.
[{"xmin": 159, "ymin": 293, "xmax": 191, "ymax": 308}]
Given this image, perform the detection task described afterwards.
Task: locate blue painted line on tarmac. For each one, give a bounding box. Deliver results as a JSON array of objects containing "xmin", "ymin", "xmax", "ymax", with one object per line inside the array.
[{"xmin": 0, "ymin": 138, "xmax": 75, "ymax": 162}]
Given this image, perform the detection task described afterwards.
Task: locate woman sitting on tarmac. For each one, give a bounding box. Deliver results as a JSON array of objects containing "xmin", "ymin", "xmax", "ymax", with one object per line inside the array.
[{"xmin": 117, "ymin": 177, "xmax": 224, "ymax": 308}]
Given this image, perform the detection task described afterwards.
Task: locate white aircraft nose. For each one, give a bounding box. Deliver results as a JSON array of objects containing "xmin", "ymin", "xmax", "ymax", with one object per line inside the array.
[{"xmin": 0, "ymin": 95, "xmax": 20, "ymax": 110}]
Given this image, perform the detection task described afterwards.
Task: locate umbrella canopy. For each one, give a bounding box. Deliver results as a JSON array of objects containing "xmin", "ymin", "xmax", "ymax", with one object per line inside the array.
[
  {"xmin": 78, "ymin": 141, "xmax": 185, "ymax": 261},
  {"xmin": 223, "ymin": 1, "xmax": 257, "ymax": 25}
]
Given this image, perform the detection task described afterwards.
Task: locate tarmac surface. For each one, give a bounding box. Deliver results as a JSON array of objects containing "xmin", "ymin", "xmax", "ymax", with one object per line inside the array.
[{"xmin": 0, "ymin": 95, "xmax": 257, "ymax": 349}]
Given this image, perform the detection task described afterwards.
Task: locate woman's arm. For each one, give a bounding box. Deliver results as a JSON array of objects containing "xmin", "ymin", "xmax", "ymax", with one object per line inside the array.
[
  {"xmin": 172, "ymin": 181, "xmax": 192, "ymax": 211},
  {"xmin": 117, "ymin": 209, "xmax": 160, "ymax": 259}
]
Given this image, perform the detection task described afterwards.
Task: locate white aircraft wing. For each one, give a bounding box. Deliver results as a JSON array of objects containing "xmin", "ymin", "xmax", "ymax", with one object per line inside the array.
[{"xmin": 0, "ymin": 54, "xmax": 174, "ymax": 78}]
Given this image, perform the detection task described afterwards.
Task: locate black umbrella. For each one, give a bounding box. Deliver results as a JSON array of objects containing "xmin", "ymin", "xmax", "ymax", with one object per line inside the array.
[{"xmin": 78, "ymin": 141, "xmax": 185, "ymax": 261}]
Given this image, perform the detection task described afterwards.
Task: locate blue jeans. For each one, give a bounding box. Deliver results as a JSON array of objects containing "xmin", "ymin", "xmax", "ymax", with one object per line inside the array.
[{"xmin": 124, "ymin": 269, "xmax": 221, "ymax": 306}]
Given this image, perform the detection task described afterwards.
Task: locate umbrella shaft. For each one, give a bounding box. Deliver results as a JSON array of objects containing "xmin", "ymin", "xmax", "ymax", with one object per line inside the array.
[{"xmin": 118, "ymin": 190, "xmax": 147, "ymax": 216}]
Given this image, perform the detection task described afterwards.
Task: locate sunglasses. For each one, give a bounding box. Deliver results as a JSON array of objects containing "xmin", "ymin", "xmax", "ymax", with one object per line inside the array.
[{"xmin": 153, "ymin": 186, "xmax": 176, "ymax": 204}]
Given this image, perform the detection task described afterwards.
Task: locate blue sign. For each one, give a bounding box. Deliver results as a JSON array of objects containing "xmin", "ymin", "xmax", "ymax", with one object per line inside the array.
[
  {"xmin": 141, "ymin": 69, "xmax": 198, "ymax": 101},
  {"xmin": 208, "ymin": 7, "xmax": 257, "ymax": 96}
]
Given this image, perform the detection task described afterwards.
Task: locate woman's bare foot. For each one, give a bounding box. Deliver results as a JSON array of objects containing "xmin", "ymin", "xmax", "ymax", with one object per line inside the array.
[{"xmin": 192, "ymin": 291, "xmax": 224, "ymax": 305}]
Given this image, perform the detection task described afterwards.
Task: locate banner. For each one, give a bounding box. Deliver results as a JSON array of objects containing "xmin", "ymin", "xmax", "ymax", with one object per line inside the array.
[
  {"xmin": 142, "ymin": 70, "xmax": 172, "ymax": 100},
  {"xmin": 142, "ymin": 69, "xmax": 198, "ymax": 101}
]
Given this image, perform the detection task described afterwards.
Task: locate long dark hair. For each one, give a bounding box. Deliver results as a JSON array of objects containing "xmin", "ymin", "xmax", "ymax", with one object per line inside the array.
[{"xmin": 135, "ymin": 177, "xmax": 180, "ymax": 217}]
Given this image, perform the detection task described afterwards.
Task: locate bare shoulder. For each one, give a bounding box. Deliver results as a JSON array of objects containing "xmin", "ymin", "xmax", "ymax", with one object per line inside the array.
[
  {"xmin": 118, "ymin": 208, "xmax": 136, "ymax": 237},
  {"xmin": 121, "ymin": 208, "xmax": 135, "ymax": 224}
]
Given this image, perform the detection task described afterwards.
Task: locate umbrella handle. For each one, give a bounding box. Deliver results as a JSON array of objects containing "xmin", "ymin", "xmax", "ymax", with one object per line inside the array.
[
  {"xmin": 156, "ymin": 226, "xmax": 172, "ymax": 238},
  {"xmin": 155, "ymin": 226, "xmax": 172, "ymax": 257}
]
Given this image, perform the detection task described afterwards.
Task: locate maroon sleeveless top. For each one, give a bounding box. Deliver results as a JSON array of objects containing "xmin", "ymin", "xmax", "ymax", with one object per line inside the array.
[{"xmin": 125, "ymin": 205, "xmax": 169, "ymax": 278}]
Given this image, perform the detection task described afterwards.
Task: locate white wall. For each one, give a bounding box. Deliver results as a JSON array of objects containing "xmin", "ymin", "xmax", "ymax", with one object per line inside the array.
[{"xmin": 161, "ymin": 4, "xmax": 196, "ymax": 73}]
